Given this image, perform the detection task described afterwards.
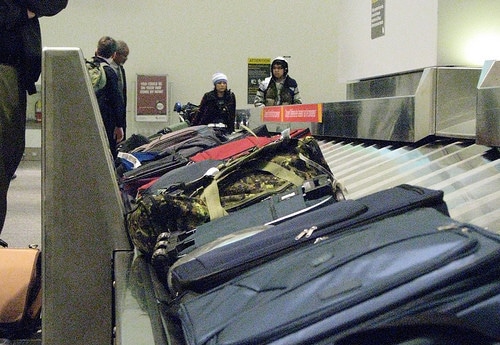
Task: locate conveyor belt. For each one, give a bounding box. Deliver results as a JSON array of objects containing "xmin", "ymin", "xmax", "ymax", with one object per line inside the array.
[{"xmin": 317, "ymin": 136, "xmax": 500, "ymax": 234}]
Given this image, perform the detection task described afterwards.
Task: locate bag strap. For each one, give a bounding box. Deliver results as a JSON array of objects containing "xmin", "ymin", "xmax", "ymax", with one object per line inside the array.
[{"xmin": 201, "ymin": 160, "xmax": 305, "ymax": 220}]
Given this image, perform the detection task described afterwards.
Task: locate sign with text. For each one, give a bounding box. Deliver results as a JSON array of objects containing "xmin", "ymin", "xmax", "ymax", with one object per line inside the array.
[
  {"xmin": 136, "ymin": 74, "xmax": 168, "ymax": 122},
  {"xmin": 261, "ymin": 103, "xmax": 322, "ymax": 123},
  {"xmin": 248, "ymin": 57, "xmax": 271, "ymax": 104},
  {"xmin": 371, "ymin": 0, "xmax": 385, "ymax": 39}
]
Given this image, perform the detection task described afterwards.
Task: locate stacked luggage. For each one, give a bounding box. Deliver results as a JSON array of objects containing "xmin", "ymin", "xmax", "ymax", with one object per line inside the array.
[{"xmin": 120, "ymin": 124, "xmax": 500, "ymax": 345}]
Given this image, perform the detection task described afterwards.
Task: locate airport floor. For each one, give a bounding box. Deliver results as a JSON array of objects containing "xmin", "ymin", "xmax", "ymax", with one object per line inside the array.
[{"xmin": 2, "ymin": 159, "xmax": 42, "ymax": 249}]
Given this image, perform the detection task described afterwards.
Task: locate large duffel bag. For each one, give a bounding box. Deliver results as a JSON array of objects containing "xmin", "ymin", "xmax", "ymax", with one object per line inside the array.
[
  {"xmin": 165, "ymin": 184, "xmax": 448, "ymax": 297},
  {"xmin": 127, "ymin": 135, "xmax": 342, "ymax": 256},
  {"xmin": 176, "ymin": 206, "xmax": 500, "ymax": 345}
]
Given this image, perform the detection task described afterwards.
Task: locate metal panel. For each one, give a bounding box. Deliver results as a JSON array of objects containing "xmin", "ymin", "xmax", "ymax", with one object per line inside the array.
[
  {"xmin": 42, "ymin": 48, "xmax": 131, "ymax": 345},
  {"xmin": 477, "ymin": 60, "xmax": 500, "ymax": 147},
  {"xmin": 435, "ymin": 67, "xmax": 481, "ymax": 138},
  {"xmin": 248, "ymin": 67, "xmax": 481, "ymax": 143},
  {"xmin": 345, "ymin": 67, "xmax": 482, "ymax": 140},
  {"xmin": 318, "ymin": 97, "xmax": 416, "ymax": 142},
  {"xmin": 114, "ymin": 251, "xmax": 168, "ymax": 345},
  {"xmin": 346, "ymin": 70, "xmax": 423, "ymax": 99}
]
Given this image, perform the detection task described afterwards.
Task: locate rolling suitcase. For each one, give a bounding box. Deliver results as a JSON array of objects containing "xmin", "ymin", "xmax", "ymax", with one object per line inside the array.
[
  {"xmin": 151, "ymin": 178, "xmax": 336, "ymax": 278},
  {"xmin": 166, "ymin": 184, "xmax": 449, "ymax": 296},
  {"xmin": 131, "ymin": 125, "xmax": 216, "ymax": 155},
  {"xmin": 176, "ymin": 207, "xmax": 500, "ymax": 345},
  {"xmin": 333, "ymin": 312, "xmax": 500, "ymax": 345}
]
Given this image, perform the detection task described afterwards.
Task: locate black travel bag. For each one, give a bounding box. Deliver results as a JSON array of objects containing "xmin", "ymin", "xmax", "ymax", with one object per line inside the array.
[
  {"xmin": 140, "ymin": 159, "xmax": 224, "ymax": 197},
  {"xmin": 166, "ymin": 184, "xmax": 449, "ymax": 297},
  {"xmin": 176, "ymin": 206, "xmax": 500, "ymax": 345},
  {"xmin": 151, "ymin": 180, "xmax": 336, "ymax": 280}
]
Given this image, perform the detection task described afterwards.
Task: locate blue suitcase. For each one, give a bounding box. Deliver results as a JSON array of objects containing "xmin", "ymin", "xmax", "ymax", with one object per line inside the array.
[
  {"xmin": 167, "ymin": 184, "xmax": 449, "ymax": 297},
  {"xmin": 176, "ymin": 206, "xmax": 500, "ymax": 345}
]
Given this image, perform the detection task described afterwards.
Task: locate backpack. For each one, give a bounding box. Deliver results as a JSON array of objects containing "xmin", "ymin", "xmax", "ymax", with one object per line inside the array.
[
  {"xmin": 127, "ymin": 136, "xmax": 345, "ymax": 256},
  {"xmin": 85, "ymin": 58, "xmax": 107, "ymax": 92}
]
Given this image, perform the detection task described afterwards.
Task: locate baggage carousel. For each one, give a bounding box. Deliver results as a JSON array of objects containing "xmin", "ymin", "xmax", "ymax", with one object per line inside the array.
[
  {"xmin": 116, "ymin": 133, "xmax": 500, "ymax": 345},
  {"xmin": 113, "ymin": 134, "xmax": 500, "ymax": 345},
  {"xmin": 40, "ymin": 48, "xmax": 500, "ymax": 345},
  {"xmin": 318, "ymin": 136, "xmax": 499, "ymax": 234}
]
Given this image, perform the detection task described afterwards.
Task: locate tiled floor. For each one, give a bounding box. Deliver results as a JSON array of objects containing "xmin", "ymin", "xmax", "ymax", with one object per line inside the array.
[{"xmin": 1, "ymin": 160, "xmax": 41, "ymax": 249}]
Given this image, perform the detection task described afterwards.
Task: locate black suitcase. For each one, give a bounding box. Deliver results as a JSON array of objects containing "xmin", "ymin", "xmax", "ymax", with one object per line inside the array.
[
  {"xmin": 167, "ymin": 184, "xmax": 449, "ymax": 296},
  {"xmin": 151, "ymin": 180, "xmax": 336, "ymax": 278},
  {"xmin": 176, "ymin": 207, "xmax": 500, "ymax": 345}
]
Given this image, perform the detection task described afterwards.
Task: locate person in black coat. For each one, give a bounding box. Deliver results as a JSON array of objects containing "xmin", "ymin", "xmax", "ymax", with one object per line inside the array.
[
  {"xmin": 112, "ymin": 40, "xmax": 129, "ymax": 138},
  {"xmin": 254, "ymin": 56, "xmax": 302, "ymax": 107},
  {"xmin": 92, "ymin": 36, "xmax": 126, "ymax": 160},
  {"xmin": 0, "ymin": 0, "xmax": 67, "ymax": 234},
  {"xmin": 192, "ymin": 72, "xmax": 236, "ymax": 133}
]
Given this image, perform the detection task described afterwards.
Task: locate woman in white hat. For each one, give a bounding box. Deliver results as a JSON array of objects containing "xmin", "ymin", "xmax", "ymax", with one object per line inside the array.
[{"xmin": 192, "ymin": 72, "xmax": 236, "ymax": 133}]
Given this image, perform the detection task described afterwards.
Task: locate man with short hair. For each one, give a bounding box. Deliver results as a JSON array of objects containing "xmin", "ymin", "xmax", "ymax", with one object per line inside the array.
[
  {"xmin": 91, "ymin": 36, "xmax": 125, "ymax": 160},
  {"xmin": 111, "ymin": 40, "xmax": 129, "ymax": 138}
]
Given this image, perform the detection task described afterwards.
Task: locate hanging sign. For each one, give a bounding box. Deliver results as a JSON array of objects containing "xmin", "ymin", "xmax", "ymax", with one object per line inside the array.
[
  {"xmin": 371, "ymin": 0, "xmax": 385, "ymax": 39},
  {"xmin": 248, "ymin": 58, "xmax": 271, "ymax": 104},
  {"xmin": 261, "ymin": 103, "xmax": 322, "ymax": 123},
  {"xmin": 136, "ymin": 74, "xmax": 168, "ymax": 122}
]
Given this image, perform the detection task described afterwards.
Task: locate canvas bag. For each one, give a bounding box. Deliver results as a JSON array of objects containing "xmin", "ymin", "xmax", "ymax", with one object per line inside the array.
[
  {"xmin": 0, "ymin": 246, "xmax": 42, "ymax": 338},
  {"xmin": 127, "ymin": 136, "xmax": 340, "ymax": 256}
]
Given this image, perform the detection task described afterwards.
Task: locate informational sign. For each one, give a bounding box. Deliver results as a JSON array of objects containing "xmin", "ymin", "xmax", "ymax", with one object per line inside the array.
[
  {"xmin": 371, "ymin": 0, "xmax": 385, "ymax": 39},
  {"xmin": 261, "ymin": 103, "xmax": 322, "ymax": 123},
  {"xmin": 136, "ymin": 74, "xmax": 168, "ymax": 122},
  {"xmin": 248, "ymin": 58, "xmax": 271, "ymax": 104}
]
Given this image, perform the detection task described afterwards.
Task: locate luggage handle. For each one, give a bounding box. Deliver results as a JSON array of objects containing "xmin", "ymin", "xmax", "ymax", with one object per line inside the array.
[
  {"xmin": 302, "ymin": 174, "xmax": 334, "ymax": 200},
  {"xmin": 152, "ymin": 231, "xmax": 196, "ymax": 267}
]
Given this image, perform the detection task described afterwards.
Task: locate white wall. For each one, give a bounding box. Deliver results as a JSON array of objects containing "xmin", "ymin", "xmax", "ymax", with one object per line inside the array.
[
  {"xmin": 37, "ymin": 0, "xmax": 500, "ymax": 136},
  {"xmin": 39, "ymin": 1, "xmax": 344, "ymax": 135},
  {"xmin": 438, "ymin": 0, "xmax": 500, "ymax": 66},
  {"xmin": 335, "ymin": 0, "xmax": 500, "ymax": 82},
  {"xmin": 336, "ymin": 0, "xmax": 439, "ymax": 82}
]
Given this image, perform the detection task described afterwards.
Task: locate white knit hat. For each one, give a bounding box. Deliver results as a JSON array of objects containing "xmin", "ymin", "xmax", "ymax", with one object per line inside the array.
[{"xmin": 212, "ymin": 72, "xmax": 228, "ymax": 84}]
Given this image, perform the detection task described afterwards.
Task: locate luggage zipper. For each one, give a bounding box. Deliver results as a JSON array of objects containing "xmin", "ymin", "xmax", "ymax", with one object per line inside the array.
[{"xmin": 295, "ymin": 226, "xmax": 318, "ymax": 240}]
